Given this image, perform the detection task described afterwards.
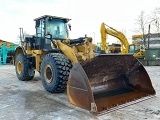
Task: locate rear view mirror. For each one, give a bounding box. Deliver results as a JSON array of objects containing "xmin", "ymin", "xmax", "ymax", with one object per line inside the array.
[{"xmin": 68, "ymin": 23, "xmax": 71, "ymax": 31}]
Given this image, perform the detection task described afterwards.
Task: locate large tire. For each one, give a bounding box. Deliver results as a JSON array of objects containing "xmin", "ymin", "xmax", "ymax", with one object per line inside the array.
[
  {"xmin": 40, "ymin": 53, "xmax": 72, "ymax": 93},
  {"xmin": 15, "ymin": 54, "xmax": 35, "ymax": 81}
]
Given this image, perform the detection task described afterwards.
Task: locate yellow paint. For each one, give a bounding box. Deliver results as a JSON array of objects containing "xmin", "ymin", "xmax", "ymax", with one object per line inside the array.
[{"xmin": 17, "ymin": 61, "xmax": 22, "ymax": 74}]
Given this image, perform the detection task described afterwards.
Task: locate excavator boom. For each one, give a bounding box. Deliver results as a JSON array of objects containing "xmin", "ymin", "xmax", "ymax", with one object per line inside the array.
[{"xmin": 100, "ymin": 22, "xmax": 129, "ymax": 53}]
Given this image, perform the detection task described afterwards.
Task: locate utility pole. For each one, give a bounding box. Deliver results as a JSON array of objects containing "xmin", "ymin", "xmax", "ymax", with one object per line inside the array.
[
  {"xmin": 147, "ymin": 19, "xmax": 157, "ymax": 49},
  {"xmin": 148, "ymin": 24, "xmax": 151, "ymax": 49}
]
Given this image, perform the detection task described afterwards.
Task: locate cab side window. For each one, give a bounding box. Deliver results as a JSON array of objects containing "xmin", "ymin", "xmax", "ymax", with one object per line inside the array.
[{"xmin": 36, "ymin": 19, "xmax": 45, "ymax": 37}]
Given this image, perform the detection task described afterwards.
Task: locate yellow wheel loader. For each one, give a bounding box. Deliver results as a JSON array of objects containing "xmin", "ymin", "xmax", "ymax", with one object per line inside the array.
[{"xmin": 14, "ymin": 15, "xmax": 155, "ymax": 114}]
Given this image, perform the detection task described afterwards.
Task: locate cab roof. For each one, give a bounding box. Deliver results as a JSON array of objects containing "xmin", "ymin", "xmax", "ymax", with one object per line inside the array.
[{"xmin": 34, "ymin": 15, "xmax": 71, "ymax": 22}]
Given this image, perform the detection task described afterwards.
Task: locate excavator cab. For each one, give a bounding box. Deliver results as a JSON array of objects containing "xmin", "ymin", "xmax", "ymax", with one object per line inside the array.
[
  {"xmin": 129, "ymin": 44, "xmax": 140, "ymax": 54},
  {"xmin": 129, "ymin": 44, "xmax": 145, "ymax": 59}
]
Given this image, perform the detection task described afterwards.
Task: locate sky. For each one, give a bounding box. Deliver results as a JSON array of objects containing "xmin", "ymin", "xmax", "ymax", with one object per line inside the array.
[{"xmin": 0, "ymin": 0, "xmax": 159, "ymax": 44}]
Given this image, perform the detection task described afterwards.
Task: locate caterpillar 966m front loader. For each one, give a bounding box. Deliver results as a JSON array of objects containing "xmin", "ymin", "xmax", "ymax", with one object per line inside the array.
[{"xmin": 14, "ymin": 15, "xmax": 155, "ymax": 114}]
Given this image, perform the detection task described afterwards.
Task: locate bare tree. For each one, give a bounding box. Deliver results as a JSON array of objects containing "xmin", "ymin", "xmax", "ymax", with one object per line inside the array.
[
  {"xmin": 134, "ymin": 11, "xmax": 150, "ymax": 46},
  {"xmin": 151, "ymin": 7, "xmax": 160, "ymax": 33},
  {"xmin": 134, "ymin": 11, "xmax": 150, "ymax": 35}
]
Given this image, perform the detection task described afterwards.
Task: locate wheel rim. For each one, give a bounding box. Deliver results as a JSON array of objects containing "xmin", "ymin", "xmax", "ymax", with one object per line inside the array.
[
  {"xmin": 44, "ymin": 65, "xmax": 53, "ymax": 83},
  {"xmin": 17, "ymin": 61, "xmax": 22, "ymax": 74}
]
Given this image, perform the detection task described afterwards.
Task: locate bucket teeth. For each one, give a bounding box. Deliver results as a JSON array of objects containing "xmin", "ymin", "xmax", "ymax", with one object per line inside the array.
[{"xmin": 91, "ymin": 103, "xmax": 97, "ymax": 113}]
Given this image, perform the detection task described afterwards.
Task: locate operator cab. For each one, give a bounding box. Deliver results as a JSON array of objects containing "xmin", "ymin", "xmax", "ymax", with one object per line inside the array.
[
  {"xmin": 34, "ymin": 15, "xmax": 71, "ymax": 51},
  {"xmin": 129, "ymin": 44, "xmax": 141, "ymax": 54},
  {"xmin": 34, "ymin": 15, "xmax": 71, "ymax": 40}
]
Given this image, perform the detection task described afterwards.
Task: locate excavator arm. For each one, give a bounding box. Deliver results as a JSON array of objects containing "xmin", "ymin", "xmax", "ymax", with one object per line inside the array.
[{"xmin": 100, "ymin": 22, "xmax": 129, "ymax": 53}]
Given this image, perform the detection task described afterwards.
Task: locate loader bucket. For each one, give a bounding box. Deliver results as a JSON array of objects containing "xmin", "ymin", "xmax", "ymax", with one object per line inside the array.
[{"xmin": 67, "ymin": 54, "xmax": 156, "ymax": 114}]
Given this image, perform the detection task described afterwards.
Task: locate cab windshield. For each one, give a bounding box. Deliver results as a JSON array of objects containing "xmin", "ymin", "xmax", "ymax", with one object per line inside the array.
[{"xmin": 46, "ymin": 19, "xmax": 67, "ymax": 39}]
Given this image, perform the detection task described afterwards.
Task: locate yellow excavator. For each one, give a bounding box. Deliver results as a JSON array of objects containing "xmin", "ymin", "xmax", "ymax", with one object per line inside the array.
[
  {"xmin": 100, "ymin": 22, "xmax": 145, "ymax": 58},
  {"xmin": 100, "ymin": 22, "xmax": 129, "ymax": 54},
  {"xmin": 14, "ymin": 16, "xmax": 155, "ymax": 114}
]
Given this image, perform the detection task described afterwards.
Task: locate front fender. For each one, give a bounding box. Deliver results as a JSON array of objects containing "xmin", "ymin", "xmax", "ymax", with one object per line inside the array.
[{"xmin": 13, "ymin": 46, "xmax": 26, "ymax": 65}]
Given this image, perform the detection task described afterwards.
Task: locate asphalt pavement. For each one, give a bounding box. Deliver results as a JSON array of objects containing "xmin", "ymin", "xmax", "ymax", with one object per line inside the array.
[{"xmin": 0, "ymin": 64, "xmax": 160, "ymax": 120}]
